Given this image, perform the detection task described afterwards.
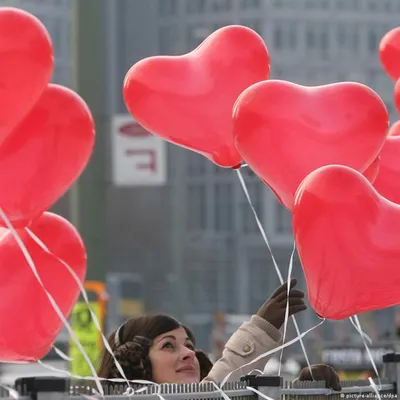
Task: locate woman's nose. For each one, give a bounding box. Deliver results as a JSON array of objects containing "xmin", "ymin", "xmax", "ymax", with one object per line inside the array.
[{"xmin": 181, "ymin": 346, "xmax": 195, "ymax": 360}]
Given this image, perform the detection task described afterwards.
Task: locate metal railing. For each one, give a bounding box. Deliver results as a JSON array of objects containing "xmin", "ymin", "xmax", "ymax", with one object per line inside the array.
[{"xmin": 1, "ymin": 352, "xmax": 399, "ymax": 400}]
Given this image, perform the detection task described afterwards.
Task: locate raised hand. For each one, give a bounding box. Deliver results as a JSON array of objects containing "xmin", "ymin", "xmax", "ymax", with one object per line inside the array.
[{"xmin": 256, "ymin": 278, "xmax": 307, "ymax": 329}]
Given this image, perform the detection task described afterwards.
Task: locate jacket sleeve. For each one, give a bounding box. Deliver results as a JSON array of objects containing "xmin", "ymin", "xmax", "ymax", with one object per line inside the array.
[{"xmin": 204, "ymin": 315, "xmax": 282, "ymax": 384}]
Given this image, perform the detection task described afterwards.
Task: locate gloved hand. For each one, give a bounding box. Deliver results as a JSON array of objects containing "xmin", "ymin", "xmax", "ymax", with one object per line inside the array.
[
  {"xmin": 299, "ymin": 364, "xmax": 341, "ymax": 391},
  {"xmin": 256, "ymin": 278, "xmax": 307, "ymax": 329}
]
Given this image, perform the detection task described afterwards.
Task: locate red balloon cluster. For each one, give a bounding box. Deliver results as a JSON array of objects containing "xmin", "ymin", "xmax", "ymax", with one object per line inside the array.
[
  {"xmin": 0, "ymin": 213, "xmax": 87, "ymax": 361},
  {"xmin": 0, "ymin": 8, "xmax": 93, "ymax": 361},
  {"xmin": 123, "ymin": 22, "xmax": 400, "ymax": 321}
]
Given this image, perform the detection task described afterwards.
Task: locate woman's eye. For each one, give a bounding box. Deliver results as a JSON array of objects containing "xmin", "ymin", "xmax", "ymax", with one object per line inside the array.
[
  {"xmin": 162, "ymin": 342, "xmax": 174, "ymax": 349},
  {"xmin": 186, "ymin": 344, "xmax": 195, "ymax": 351}
]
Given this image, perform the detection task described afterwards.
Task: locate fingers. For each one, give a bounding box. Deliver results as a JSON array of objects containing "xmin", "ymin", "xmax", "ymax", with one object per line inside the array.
[
  {"xmin": 271, "ymin": 278, "xmax": 297, "ymax": 298},
  {"xmin": 316, "ymin": 365, "xmax": 341, "ymax": 391},
  {"xmin": 288, "ymin": 304, "xmax": 307, "ymax": 315},
  {"xmin": 275, "ymin": 288, "xmax": 305, "ymax": 304},
  {"xmin": 299, "ymin": 365, "xmax": 341, "ymax": 391}
]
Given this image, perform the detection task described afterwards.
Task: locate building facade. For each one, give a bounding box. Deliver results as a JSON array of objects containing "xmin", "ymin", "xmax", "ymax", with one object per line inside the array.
[
  {"xmin": 1, "ymin": 0, "xmax": 398, "ymax": 353},
  {"xmin": 104, "ymin": 0, "xmax": 399, "ymax": 350}
]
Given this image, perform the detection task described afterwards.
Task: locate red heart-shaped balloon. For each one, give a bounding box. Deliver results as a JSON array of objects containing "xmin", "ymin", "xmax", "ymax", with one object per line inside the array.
[
  {"xmin": 0, "ymin": 212, "xmax": 86, "ymax": 361},
  {"xmin": 233, "ymin": 80, "xmax": 389, "ymax": 209},
  {"xmin": 394, "ymin": 78, "xmax": 400, "ymax": 114},
  {"xmin": 373, "ymin": 135, "xmax": 400, "ymax": 203},
  {"xmin": 293, "ymin": 164, "xmax": 400, "ymax": 320},
  {"xmin": 380, "ymin": 27, "xmax": 400, "ymax": 81},
  {"xmin": 123, "ymin": 25, "xmax": 270, "ymax": 168},
  {"xmin": 0, "ymin": 84, "xmax": 95, "ymax": 228},
  {"xmin": 0, "ymin": 8, "xmax": 53, "ymax": 141}
]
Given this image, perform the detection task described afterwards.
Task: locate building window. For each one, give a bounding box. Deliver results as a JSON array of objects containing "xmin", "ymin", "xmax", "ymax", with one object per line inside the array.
[
  {"xmin": 187, "ymin": 153, "xmax": 207, "ymax": 177},
  {"xmin": 187, "ymin": 184, "xmax": 207, "ymax": 231},
  {"xmin": 249, "ymin": 255, "xmax": 279, "ymax": 311},
  {"xmin": 272, "ymin": 23, "xmax": 298, "ymax": 51},
  {"xmin": 305, "ymin": 0, "xmax": 316, "ymax": 9},
  {"xmin": 240, "ymin": 0, "xmax": 261, "ymax": 9},
  {"xmin": 265, "ymin": 192, "xmax": 293, "ymax": 245},
  {"xmin": 320, "ymin": 0, "xmax": 330, "ymax": 9},
  {"xmin": 210, "ymin": 0, "xmax": 232, "ymax": 12},
  {"xmin": 158, "ymin": 25, "xmax": 180, "ymax": 54},
  {"xmin": 240, "ymin": 182, "xmax": 263, "ymax": 233},
  {"xmin": 306, "ymin": 23, "xmax": 330, "ymax": 54},
  {"xmin": 274, "ymin": 203, "xmax": 292, "ymax": 235},
  {"xmin": 273, "ymin": 26, "xmax": 283, "ymax": 50},
  {"xmin": 288, "ymin": 23, "xmax": 297, "ymax": 49},
  {"xmin": 306, "ymin": 27, "xmax": 316, "ymax": 49},
  {"xmin": 368, "ymin": 28, "xmax": 380, "ymax": 53},
  {"xmin": 350, "ymin": 25, "xmax": 360, "ymax": 52},
  {"xmin": 158, "ymin": 0, "xmax": 178, "ymax": 17},
  {"xmin": 186, "ymin": 0, "xmax": 207, "ymax": 13},
  {"xmin": 214, "ymin": 183, "xmax": 233, "ymax": 232}
]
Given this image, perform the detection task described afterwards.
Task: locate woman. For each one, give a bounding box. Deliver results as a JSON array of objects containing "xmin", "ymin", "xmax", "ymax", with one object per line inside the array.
[{"xmin": 98, "ymin": 278, "xmax": 340, "ymax": 390}]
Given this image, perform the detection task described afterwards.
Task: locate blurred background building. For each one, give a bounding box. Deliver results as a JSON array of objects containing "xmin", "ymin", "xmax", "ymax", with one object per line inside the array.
[{"xmin": 0, "ymin": 0, "xmax": 399, "ymax": 377}]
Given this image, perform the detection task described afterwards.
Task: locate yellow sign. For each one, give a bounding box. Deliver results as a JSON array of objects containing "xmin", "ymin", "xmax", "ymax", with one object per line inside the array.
[{"xmin": 69, "ymin": 302, "xmax": 102, "ymax": 377}]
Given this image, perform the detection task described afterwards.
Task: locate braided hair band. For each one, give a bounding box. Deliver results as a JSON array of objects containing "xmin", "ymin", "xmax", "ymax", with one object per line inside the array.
[{"xmin": 114, "ymin": 322, "xmax": 152, "ymax": 349}]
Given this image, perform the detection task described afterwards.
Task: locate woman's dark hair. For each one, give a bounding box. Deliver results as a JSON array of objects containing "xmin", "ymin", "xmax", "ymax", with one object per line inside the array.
[{"xmin": 97, "ymin": 313, "xmax": 213, "ymax": 384}]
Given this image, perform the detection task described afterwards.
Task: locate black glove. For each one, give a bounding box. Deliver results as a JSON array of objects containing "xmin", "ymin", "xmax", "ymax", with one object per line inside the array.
[
  {"xmin": 299, "ymin": 364, "xmax": 341, "ymax": 391},
  {"xmin": 256, "ymin": 278, "xmax": 307, "ymax": 329}
]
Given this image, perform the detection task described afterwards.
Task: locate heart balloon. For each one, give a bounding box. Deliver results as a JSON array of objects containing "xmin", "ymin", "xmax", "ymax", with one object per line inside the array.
[
  {"xmin": 379, "ymin": 27, "xmax": 400, "ymax": 81},
  {"xmin": 0, "ymin": 7, "xmax": 53, "ymax": 142},
  {"xmin": 293, "ymin": 164, "xmax": 400, "ymax": 320},
  {"xmin": 394, "ymin": 78, "xmax": 400, "ymax": 114},
  {"xmin": 0, "ymin": 212, "xmax": 86, "ymax": 361},
  {"xmin": 233, "ymin": 80, "xmax": 389, "ymax": 209},
  {"xmin": 373, "ymin": 136, "xmax": 400, "ymax": 204},
  {"xmin": 0, "ymin": 84, "xmax": 95, "ymax": 228},
  {"xmin": 123, "ymin": 25, "xmax": 270, "ymax": 168}
]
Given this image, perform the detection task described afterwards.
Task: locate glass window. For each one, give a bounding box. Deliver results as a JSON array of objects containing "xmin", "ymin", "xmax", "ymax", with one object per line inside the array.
[
  {"xmin": 186, "ymin": 0, "xmax": 207, "ymax": 13},
  {"xmin": 214, "ymin": 183, "xmax": 233, "ymax": 232},
  {"xmin": 240, "ymin": 0, "xmax": 261, "ymax": 9},
  {"xmin": 186, "ymin": 184, "xmax": 207, "ymax": 230},
  {"xmin": 368, "ymin": 28, "xmax": 380, "ymax": 53},
  {"xmin": 273, "ymin": 26, "xmax": 283, "ymax": 50},
  {"xmin": 158, "ymin": 25, "xmax": 180, "ymax": 54},
  {"xmin": 274, "ymin": 202, "xmax": 292, "ymax": 235},
  {"xmin": 158, "ymin": 0, "xmax": 178, "ymax": 16},
  {"xmin": 288, "ymin": 23, "xmax": 297, "ymax": 49},
  {"xmin": 241, "ymin": 182, "xmax": 263, "ymax": 233},
  {"xmin": 187, "ymin": 153, "xmax": 207, "ymax": 177},
  {"xmin": 306, "ymin": 27, "xmax": 316, "ymax": 49},
  {"xmin": 210, "ymin": 0, "xmax": 232, "ymax": 12}
]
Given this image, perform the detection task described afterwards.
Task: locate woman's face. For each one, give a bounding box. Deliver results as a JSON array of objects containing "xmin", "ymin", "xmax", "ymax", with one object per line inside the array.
[{"xmin": 149, "ymin": 327, "xmax": 200, "ymax": 384}]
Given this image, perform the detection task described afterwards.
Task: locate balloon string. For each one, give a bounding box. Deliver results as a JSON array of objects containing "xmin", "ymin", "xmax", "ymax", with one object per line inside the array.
[
  {"xmin": 25, "ymin": 228, "xmax": 131, "ymax": 388},
  {"xmin": 235, "ymin": 169, "xmax": 314, "ymax": 379},
  {"xmin": 278, "ymin": 242, "xmax": 296, "ymax": 376},
  {"xmin": 350, "ymin": 315, "xmax": 383, "ymax": 392},
  {"xmin": 0, "ymin": 207, "xmax": 104, "ymax": 394}
]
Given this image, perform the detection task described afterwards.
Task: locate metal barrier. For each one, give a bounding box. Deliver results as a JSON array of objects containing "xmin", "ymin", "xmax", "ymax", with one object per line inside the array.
[{"xmin": 1, "ymin": 353, "xmax": 399, "ymax": 400}]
